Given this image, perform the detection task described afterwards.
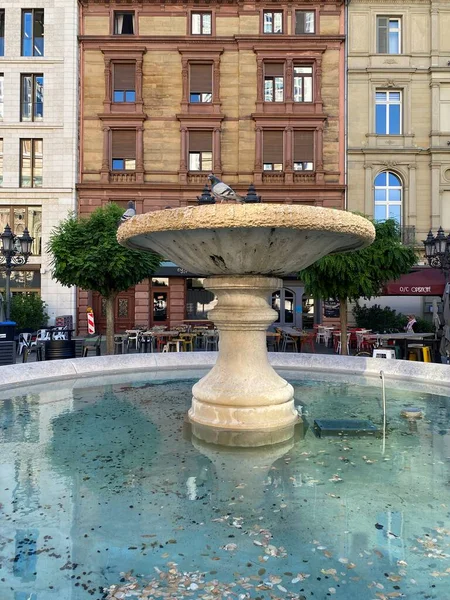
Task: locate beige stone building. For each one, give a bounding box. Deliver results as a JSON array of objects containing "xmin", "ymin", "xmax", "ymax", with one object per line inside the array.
[
  {"xmin": 78, "ymin": 0, "xmax": 346, "ymax": 332},
  {"xmin": 347, "ymin": 0, "xmax": 450, "ymax": 317},
  {"xmin": 348, "ymin": 0, "xmax": 450, "ymax": 243}
]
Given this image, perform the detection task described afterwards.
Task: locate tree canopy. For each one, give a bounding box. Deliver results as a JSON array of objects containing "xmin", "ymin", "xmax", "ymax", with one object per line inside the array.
[
  {"xmin": 299, "ymin": 218, "xmax": 418, "ymax": 354},
  {"xmin": 48, "ymin": 203, "xmax": 160, "ymax": 297},
  {"xmin": 48, "ymin": 203, "xmax": 161, "ymax": 353}
]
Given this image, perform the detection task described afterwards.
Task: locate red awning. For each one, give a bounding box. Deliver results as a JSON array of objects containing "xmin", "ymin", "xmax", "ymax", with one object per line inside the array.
[{"xmin": 383, "ymin": 268, "xmax": 446, "ymax": 296}]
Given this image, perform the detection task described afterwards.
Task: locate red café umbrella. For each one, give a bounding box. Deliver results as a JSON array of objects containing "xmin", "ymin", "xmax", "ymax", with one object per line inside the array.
[{"xmin": 383, "ymin": 268, "xmax": 446, "ymax": 296}]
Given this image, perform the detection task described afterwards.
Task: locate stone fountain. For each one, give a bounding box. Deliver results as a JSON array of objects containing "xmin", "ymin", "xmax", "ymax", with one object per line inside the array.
[{"xmin": 118, "ymin": 204, "xmax": 375, "ymax": 445}]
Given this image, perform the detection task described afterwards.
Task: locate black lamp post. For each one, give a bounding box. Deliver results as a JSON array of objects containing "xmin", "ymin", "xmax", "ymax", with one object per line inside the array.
[
  {"xmin": 0, "ymin": 225, "xmax": 34, "ymax": 320},
  {"xmin": 423, "ymin": 227, "xmax": 450, "ymax": 284}
]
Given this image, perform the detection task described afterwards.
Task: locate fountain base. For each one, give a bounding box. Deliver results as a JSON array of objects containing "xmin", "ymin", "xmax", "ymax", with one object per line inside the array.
[{"xmin": 189, "ymin": 276, "xmax": 299, "ymax": 443}]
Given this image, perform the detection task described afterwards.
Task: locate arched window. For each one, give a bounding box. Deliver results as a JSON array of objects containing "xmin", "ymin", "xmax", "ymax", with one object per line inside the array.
[{"xmin": 374, "ymin": 171, "xmax": 402, "ymax": 224}]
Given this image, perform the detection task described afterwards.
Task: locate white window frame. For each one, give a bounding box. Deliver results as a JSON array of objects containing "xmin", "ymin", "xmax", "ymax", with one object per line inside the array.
[
  {"xmin": 263, "ymin": 11, "xmax": 283, "ymax": 34},
  {"xmin": 191, "ymin": 12, "xmax": 212, "ymax": 35},
  {"xmin": 374, "ymin": 171, "xmax": 402, "ymax": 225},
  {"xmin": 376, "ymin": 16, "xmax": 401, "ymax": 54},
  {"xmin": 375, "ymin": 90, "xmax": 402, "ymax": 135}
]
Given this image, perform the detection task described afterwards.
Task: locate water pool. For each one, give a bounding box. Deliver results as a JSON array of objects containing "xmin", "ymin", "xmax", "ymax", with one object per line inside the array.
[{"xmin": 1, "ymin": 371, "xmax": 450, "ymax": 600}]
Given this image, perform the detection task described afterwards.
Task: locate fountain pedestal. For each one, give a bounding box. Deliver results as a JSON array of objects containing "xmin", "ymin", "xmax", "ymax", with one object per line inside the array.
[{"xmin": 190, "ymin": 276, "xmax": 298, "ymax": 441}]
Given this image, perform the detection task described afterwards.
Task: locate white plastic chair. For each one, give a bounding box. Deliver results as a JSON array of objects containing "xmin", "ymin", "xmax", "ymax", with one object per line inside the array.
[
  {"xmin": 17, "ymin": 332, "xmax": 32, "ymax": 355},
  {"xmin": 281, "ymin": 332, "xmax": 298, "ymax": 352},
  {"xmin": 52, "ymin": 327, "xmax": 67, "ymax": 341},
  {"xmin": 35, "ymin": 329, "xmax": 51, "ymax": 343},
  {"xmin": 205, "ymin": 332, "xmax": 219, "ymax": 351},
  {"xmin": 316, "ymin": 326, "xmax": 326, "ymax": 344},
  {"xmin": 126, "ymin": 330, "xmax": 141, "ymax": 351}
]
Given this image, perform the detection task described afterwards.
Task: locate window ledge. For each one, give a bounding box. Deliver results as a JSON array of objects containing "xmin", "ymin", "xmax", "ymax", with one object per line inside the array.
[
  {"xmin": 365, "ymin": 133, "xmax": 415, "ymax": 148},
  {"xmin": 109, "ymin": 171, "xmax": 137, "ymax": 184}
]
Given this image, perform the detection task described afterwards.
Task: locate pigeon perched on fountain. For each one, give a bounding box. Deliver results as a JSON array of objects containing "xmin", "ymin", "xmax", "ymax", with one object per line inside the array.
[
  {"xmin": 207, "ymin": 174, "xmax": 245, "ymax": 203},
  {"xmin": 119, "ymin": 201, "xmax": 136, "ymax": 225}
]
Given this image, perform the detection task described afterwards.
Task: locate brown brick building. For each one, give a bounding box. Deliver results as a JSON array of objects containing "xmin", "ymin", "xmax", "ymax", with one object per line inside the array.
[{"xmin": 78, "ymin": 0, "xmax": 346, "ymax": 333}]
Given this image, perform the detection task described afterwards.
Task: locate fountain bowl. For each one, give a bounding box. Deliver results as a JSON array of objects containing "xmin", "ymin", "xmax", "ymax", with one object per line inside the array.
[{"xmin": 117, "ymin": 204, "xmax": 375, "ymax": 276}]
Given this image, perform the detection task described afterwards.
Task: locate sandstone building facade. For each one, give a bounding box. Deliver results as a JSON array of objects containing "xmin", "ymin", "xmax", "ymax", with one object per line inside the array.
[
  {"xmin": 347, "ymin": 0, "xmax": 450, "ymax": 245},
  {"xmin": 0, "ymin": 0, "xmax": 78, "ymax": 324},
  {"xmin": 78, "ymin": 0, "xmax": 346, "ymax": 332}
]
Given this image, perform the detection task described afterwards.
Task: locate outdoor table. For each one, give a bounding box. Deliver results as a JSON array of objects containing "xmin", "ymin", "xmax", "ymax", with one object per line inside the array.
[
  {"xmin": 365, "ymin": 332, "xmax": 435, "ymax": 359},
  {"xmin": 146, "ymin": 330, "xmax": 180, "ymax": 352},
  {"xmin": 278, "ymin": 327, "xmax": 309, "ymax": 352}
]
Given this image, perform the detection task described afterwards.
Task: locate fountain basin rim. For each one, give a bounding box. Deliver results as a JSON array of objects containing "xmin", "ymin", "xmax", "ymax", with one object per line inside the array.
[
  {"xmin": 0, "ymin": 353, "xmax": 449, "ymax": 396},
  {"xmin": 117, "ymin": 204, "xmax": 375, "ymax": 245}
]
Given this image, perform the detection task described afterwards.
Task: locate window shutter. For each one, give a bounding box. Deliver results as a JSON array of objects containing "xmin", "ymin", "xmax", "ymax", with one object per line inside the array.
[
  {"xmin": 114, "ymin": 64, "xmax": 135, "ymax": 90},
  {"xmin": 377, "ymin": 17, "xmax": 388, "ymax": 53},
  {"xmin": 263, "ymin": 130, "xmax": 283, "ymax": 164},
  {"xmin": 294, "ymin": 131, "xmax": 314, "ymax": 162},
  {"xmin": 190, "ymin": 64, "xmax": 212, "ymax": 92},
  {"xmin": 264, "ymin": 63, "xmax": 284, "ymax": 77},
  {"xmin": 112, "ymin": 130, "xmax": 136, "ymax": 158},
  {"xmin": 189, "ymin": 130, "xmax": 212, "ymax": 152},
  {"xmin": 295, "ymin": 11, "xmax": 305, "ymax": 34}
]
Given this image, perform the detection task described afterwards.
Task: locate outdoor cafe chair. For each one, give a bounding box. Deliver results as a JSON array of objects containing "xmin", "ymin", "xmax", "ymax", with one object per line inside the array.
[
  {"xmin": 82, "ymin": 334, "xmax": 102, "ymax": 357},
  {"xmin": 281, "ymin": 332, "xmax": 298, "ymax": 352},
  {"xmin": 17, "ymin": 332, "xmax": 32, "ymax": 355},
  {"xmin": 205, "ymin": 332, "xmax": 219, "ymax": 351},
  {"xmin": 301, "ymin": 332, "xmax": 316, "ymax": 353},
  {"xmin": 126, "ymin": 330, "xmax": 141, "ymax": 351},
  {"xmin": 179, "ymin": 333, "xmax": 195, "ymax": 352}
]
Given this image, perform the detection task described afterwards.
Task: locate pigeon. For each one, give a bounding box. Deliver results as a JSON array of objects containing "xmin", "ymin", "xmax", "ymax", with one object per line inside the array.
[
  {"xmin": 119, "ymin": 201, "xmax": 136, "ymax": 225},
  {"xmin": 207, "ymin": 174, "xmax": 245, "ymax": 203}
]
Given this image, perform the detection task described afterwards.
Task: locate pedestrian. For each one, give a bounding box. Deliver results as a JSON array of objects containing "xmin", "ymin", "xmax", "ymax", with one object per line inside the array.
[{"xmin": 405, "ymin": 314, "xmax": 417, "ymax": 333}]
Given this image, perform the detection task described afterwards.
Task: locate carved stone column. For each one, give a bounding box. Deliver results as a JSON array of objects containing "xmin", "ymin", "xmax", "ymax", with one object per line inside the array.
[
  {"xmin": 179, "ymin": 126, "xmax": 187, "ymax": 183},
  {"xmin": 101, "ymin": 126, "xmax": 110, "ymax": 183},
  {"xmin": 256, "ymin": 59, "xmax": 264, "ymax": 111},
  {"xmin": 315, "ymin": 57, "xmax": 323, "ymax": 112},
  {"xmin": 254, "ymin": 126, "xmax": 262, "ymax": 184},
  {"xmin": 285, "ymin": 58, "xmax": 293, "ymax": 114},
  {"xmin": 136, "ymin": 126, "xmax": 144, "ymax": 183},
  {"xmin": 103, "ymin": 58, "xmax": 111, "ymax": 113},
  {"xmin": 316, "ymin": 126, "xmax": 324, "ymax": 182},
  {"xmin": 213, "ymin": 58, "xmax": 220, "ymax": 106},
  {"xmin": 136, "ymin": 58, "xmax": 144, "ymax": 112},
  {"xmin": 284, "ymin": 127, "xmax": 293, "ymax": 183},
  {"xmin": 181, "ymin": 58, "xmax": 189, "ymax": 112},
  {"xmin": 408, "ymin": 165, "xmax": 417, "ymax": 226},
  {"xmin": 364, "ymin": 164, "xmax": 373, "ymax": 217},
  {"xmin": 190, "ymin": 276, "xmax": 298, "ymax": 441},
  {"xmin": 213, "ymin": 128, "xmax": 222, "ymax": 173}
]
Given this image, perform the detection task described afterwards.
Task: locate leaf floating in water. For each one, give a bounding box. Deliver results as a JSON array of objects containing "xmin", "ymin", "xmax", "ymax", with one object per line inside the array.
[{"xmin": 221, "ymin": 543, "xmax": 237, "ymax": 552}]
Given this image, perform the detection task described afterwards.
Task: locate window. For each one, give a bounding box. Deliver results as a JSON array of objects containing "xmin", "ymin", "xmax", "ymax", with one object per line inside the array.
[
  {"xmin": 263, "ymin": 131, "xmax": 283, "ymax": 171},
  {"xmin": 190, "ymin": 64, "xmax": 212, "ymax": 103},
  {"xmin": 111, "ymin": 130, "xmax": 136, "ymax": 170},
  {"xmin": 0, "ymin": 139, "xmax": 3, "ymax": 186},
  {"xmin": 374, "ymin": 171, "xmax": 402, "ymax": 224},
  {"xmin": 294, "ymin": 131, "xmax": 314, "ymax": 171},
  {"xmin": 295, "ymin": 11, "xmax": 315, "ymax": 34},
  {"xmin": 114, "ymin": 12, "xmax": 135, "ymax": 35},
  {"xmin": 294, "ymin": 66, "xmax": 313, "ymax": 103},
  {"xmin": 375, "ymin": 90, "xmax": 401, "ymax": 134},
  {"xmin": 21, "ymin": 9, "xmax": 44, "ymax": 57},
  {"xmin": 113, "ymin": 64, "xmax": 136, "ymax": 103},
  {"xmin": 264, "ymin": 11, "xmax": 283, "ymax": 34},
  {"xmin": 0, "ymin": 206, "xmax": 42, "ymax": 255},
  {"xmin": 191, "ymin": 13, "xmax": 212, "ymax": 35},
  {"xmin": 0, "ymin": 74, "xmax": 3, "ymax": 118},
  {"xmin": 21, "ymin": 74, "xmax": 44, "ymax": 121},
  {"xmin": 264, "ymin": 64, "xmax": 284, "ymax": 102},
  {"xmin": 20, "ymin": 139, "xmax": 43, "ymax": 188},
  {"xmin": 0, "ymin": 10, "xmax": 4, "ymax": 56},
  {"xmin": 377, "ymin": 17, "xmax": 401, "ymax": 54},
  {"xmin": 188, "ymin": 131, "xmax": 212, "ymax": 171}
]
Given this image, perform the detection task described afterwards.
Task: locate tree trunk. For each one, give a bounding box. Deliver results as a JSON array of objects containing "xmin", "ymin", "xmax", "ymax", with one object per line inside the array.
[
  {"xmin": 339, "ymin": 297, "xmax": 348, "ymax": 355},
  {"xmin": 105, "ymin": 293, "xmax": 117, "ymax": 355}
]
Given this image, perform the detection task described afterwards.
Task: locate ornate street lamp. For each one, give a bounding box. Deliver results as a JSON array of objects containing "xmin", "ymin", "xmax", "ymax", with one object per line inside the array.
[
  {"xmin": 0, "ymin": 225, "xmax": 34, "ymax": 320},
  {"xmin": 423, "ymin": 227, "xmax": 450, "ymax": 284}
]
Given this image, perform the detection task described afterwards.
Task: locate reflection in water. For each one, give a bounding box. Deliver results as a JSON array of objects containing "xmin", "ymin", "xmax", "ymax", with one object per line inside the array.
[{"xmin": 0, "ymin": 377, "xmax": 449, "ymax": 600}]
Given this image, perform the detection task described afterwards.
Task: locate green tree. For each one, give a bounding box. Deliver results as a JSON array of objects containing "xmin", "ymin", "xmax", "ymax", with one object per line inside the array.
[
  {"xmin": 299, "ymin": 219, "xmax": 417, "ymax": 355},
  {"xmin": 48, "ymin": 204, "xmax": 161, "ymax": 355},
  {"xmin": 10, "ymin": 293, "xmax": 49, "ymax": 331}
]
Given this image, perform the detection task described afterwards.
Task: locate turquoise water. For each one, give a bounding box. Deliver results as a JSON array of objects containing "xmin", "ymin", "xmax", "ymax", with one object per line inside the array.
[{"xmin": 1, "ymin": 372, "xmax": 450, "ymax": 600}]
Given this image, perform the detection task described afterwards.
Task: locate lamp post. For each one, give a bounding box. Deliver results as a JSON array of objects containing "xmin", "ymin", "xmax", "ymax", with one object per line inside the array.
[
  {"xmin": 0, "ymin": 225, "xmax": 34, "ymax": 320},
  {"xmin": 423, "ymin": 227, "xmax": 450, "ymax": 284}
]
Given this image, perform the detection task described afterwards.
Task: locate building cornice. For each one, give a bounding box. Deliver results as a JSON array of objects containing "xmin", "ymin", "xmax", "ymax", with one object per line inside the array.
[{"xmin": 79, "ymin": 0, "xmax": 343, "ymax": 6}]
